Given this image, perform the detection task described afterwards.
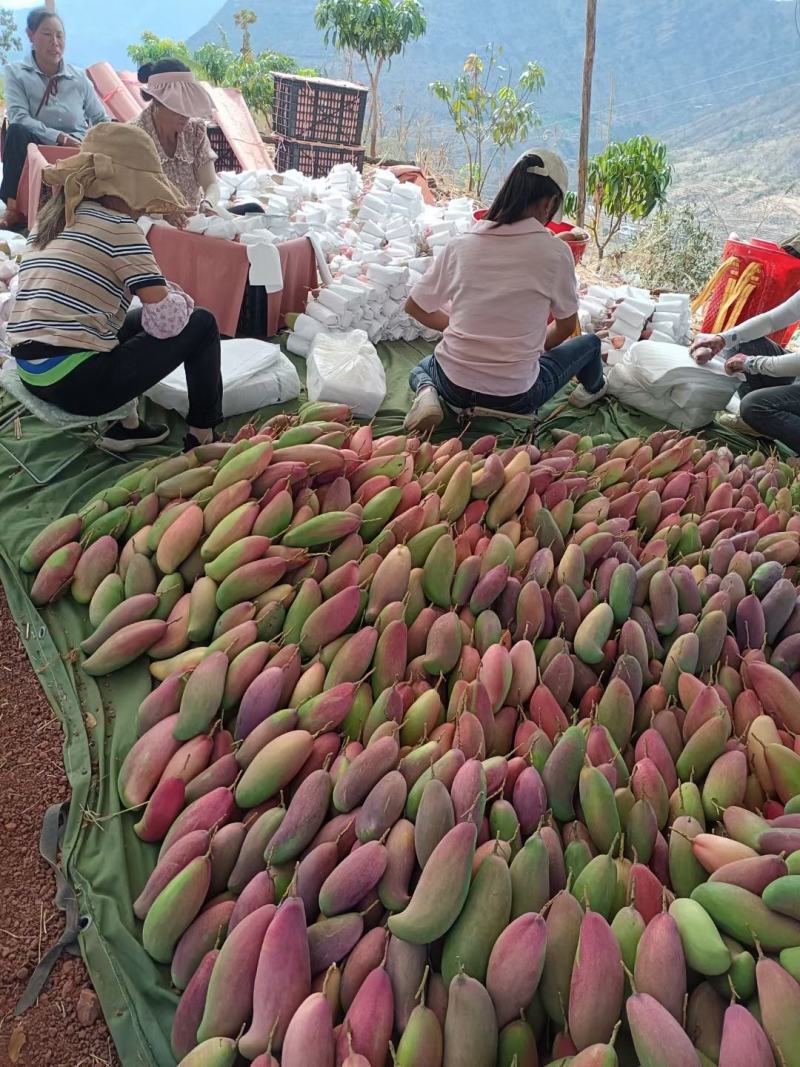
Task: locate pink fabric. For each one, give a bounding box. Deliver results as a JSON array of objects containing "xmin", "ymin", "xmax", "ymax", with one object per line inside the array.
[
  {"xmin": 203, "ymin": 84, "xmax": 273, "ymax": 172},
  {"xmin": 147, "ymin": 226, "xmax": 248, "ymax": 337},
  {"xmin": 143, "ymin": 72, "xmax": 214, "ymax": 121},
  {"xmin": 17, "ymin": 143, "xmax": 78, "ymax": 229},
  {"xmin": 146, "ymin": 228, "xmax": 316, "ymax": 338},
  {"xmin": 118, "ymin": 71, "xmax": 147, "ymax": 109},
  {"xmin": 86, "ymin": 62, "xmax": 143, "ymax": 122},
  {"xmin": 410, "ymin": 216, "xmax": 579, "ymax": 396}
]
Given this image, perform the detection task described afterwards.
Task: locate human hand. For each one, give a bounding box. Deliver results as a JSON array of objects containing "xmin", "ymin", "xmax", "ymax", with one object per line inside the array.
[
  {"xmin": 556, "ymin": 228, "xmax": 588, "ymax": 243},
  {"xmin": 57, "ymin": 133, "xmax": 80, "ymax": 148},
  {"xmin": 725, "ymin": 354, "xmax": 747, "ymax": 375},
  {"xmin": 165, "ymin": 211, "xmax": 189, "ymax": 230},
  {"xmin": 689, "ymin": 333, "xmax": 725, "ymax": 364}
]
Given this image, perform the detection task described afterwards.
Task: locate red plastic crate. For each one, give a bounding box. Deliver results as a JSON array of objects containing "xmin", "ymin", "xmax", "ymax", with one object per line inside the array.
[{"xmin": 702, "ymin": 238, "xmax": 800, "ymax": 346}]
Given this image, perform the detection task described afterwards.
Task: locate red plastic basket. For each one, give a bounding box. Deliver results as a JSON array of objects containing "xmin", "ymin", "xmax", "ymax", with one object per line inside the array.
[
  {"xmin": 701, "ymin": 238, "xmax": 800, "ymax": 346},
  {"xmin": 472, "ymin": 210, "xmax": 589, "ymax": 265},
  {"xmin": 547, "ymin": 221, "xmax": 590, "ymax": 265}
]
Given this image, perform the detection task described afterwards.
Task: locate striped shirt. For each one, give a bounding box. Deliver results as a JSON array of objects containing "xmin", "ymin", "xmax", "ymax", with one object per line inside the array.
[{"xmin": 9, "ymin": 201, "xmax": 165, "ymax": 357}]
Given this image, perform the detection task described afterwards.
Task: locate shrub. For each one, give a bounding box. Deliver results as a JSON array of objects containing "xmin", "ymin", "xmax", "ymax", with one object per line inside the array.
[{"xmin": 624, "ymin": 204, "xmax": 719, "ymax": 295}]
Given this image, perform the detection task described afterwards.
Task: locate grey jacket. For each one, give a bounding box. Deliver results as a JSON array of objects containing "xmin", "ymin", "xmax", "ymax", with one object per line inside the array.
[{"xmin": 4, "ymin": 52, "xmax": 108, "ymax": 145}]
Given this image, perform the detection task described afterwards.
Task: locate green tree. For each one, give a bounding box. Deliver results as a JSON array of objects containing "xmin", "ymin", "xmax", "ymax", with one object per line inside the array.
[
  {"xmin": 315, "ymin": 0, "xmax": 427, "ymax": 157},
  {"xmin": 430, "ymin": 46, "xmax": 545, "ymax": 199},
  {"xmin": 564, "ymin": 135, "xmax": 672, "ymax": 261},
  {"xmin": 127, "ymin": 31, "xmax": 193, "ymax": 69},
  {"xmin": 129, "ymin": 31, "xmax": 316, "ymax": 130},
  {"xmin": 223, "ymin": 51, "xmax": 317, "ymax": 127},
  {"xmin": 193, "ymin": 41, "xmax": 235, "ymax": 86},
  {"xmin": 234, "ymin": 9, "xmax": 258, "ymax": 61},
  {"xmin": 0, "ymin": 8, "xmax": 21, "ymax": 68}
]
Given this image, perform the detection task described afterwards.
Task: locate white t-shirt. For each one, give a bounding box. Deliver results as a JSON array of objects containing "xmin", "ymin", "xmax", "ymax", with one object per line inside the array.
[{"xmin": 410, "ymin": 217, "xmax": 579, "ymax": 396}]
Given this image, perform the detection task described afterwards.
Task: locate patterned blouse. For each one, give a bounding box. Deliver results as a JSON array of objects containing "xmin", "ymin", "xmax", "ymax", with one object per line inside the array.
[{"xmin": 132, "ymin": 104, "xmax": 217, "ymax": 212}]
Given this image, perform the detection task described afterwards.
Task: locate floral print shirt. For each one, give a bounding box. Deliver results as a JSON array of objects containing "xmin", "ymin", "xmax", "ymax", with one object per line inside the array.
[{"xmin": 132, "ymin": 104, "xmax": 216, "ymax": 212}]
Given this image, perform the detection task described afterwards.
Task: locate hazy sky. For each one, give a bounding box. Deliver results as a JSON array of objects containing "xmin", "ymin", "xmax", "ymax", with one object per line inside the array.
[{"xmin": 3, "ymin": 1, "xmax": 224, "ymax": 66}]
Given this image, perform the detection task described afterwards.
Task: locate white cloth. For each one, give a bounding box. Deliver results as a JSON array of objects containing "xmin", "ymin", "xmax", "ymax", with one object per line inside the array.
[{"xmin": 241, "ymin": 237, "xmax": 284, "ymax": 293}]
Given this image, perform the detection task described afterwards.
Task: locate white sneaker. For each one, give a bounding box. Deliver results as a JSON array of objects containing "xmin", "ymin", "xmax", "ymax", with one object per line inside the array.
[
  {"xmin": 404, "ymin": 387, "xmax": 444, "ymax": 433},
  {"xmin": 715, "ymin": 411, "xmax": 761, "ymax": 437},
  {"xmin": 569, "ymin": 379, "xmax": 608, "ymax": 408}
]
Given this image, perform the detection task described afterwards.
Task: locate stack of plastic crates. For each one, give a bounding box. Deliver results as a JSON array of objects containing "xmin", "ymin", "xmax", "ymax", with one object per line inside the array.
[
  {"xmin": 207, "ymin": 126, "xmax": 242, "ymax": 174},
  {"xmin": 272, "ymin": 73, "xmax": 367, "ymax": 178}
]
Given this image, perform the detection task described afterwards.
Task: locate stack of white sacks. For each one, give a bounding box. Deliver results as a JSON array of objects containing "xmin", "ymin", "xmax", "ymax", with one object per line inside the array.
[
  {"xmin": 579, "ymin": 284, "xmax": 692, "ymax": 365},
  {"xmin": 285, "ymin": 169, "xmax": 477, "ymax": 356},
  {"xmin": 152, "ymin": 163, "xmax": 478, "ymax": 353}
]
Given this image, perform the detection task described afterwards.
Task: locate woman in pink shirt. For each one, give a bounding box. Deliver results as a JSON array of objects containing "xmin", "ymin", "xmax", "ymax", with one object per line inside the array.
[{"xmin": 404, "ymin": 149, "xmax": 605, "ymax": 433}]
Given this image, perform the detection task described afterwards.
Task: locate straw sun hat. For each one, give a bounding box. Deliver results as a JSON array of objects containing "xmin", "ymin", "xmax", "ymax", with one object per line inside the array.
[{"xmin": 43, "ymin": 123, "xmax": 187, "ymax": 225}]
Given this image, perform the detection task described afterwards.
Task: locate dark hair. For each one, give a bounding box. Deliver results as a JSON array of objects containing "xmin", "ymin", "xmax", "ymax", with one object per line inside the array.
[
  {"xmin": 485, "ymin": 154, "xmax": 563, "ymax": 227},
  {"xmin": 138, "ymin": 58, "xmax": 191, "ymax": 102},
  {"xmin": 27, "ymin": 7, "xmax": 64, "ymax": 34}
]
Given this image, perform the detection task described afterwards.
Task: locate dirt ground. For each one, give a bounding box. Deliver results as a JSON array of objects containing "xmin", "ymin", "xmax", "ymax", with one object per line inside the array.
[{"xmin": 0, "ymin": 590, "xmax": 120, "ymax": 1067}]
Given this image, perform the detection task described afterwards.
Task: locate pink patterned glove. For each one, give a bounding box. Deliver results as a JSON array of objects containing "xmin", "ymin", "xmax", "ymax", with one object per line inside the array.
[{"xmin": 141, "ymin": 284, "xmax": 195, "ymax": 340}]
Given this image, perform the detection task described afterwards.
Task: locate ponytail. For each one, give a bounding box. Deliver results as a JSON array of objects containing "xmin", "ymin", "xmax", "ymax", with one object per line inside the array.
[
  {"xmin": 32, "ymin": 189, "xmax": 67, "ymax": 249},
  {"xmin": 485, "ymin": 154, "xmax": 563, "ymax": 228}
]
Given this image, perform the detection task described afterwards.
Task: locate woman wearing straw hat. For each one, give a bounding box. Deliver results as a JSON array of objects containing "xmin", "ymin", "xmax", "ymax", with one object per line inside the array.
[
  {"xmin": 132, "ymin": 59, "xmax": 221, "ymax": 218},
  {"xmin": 7, "ymin": 123, "xmax": 223, "ymax": 453}
]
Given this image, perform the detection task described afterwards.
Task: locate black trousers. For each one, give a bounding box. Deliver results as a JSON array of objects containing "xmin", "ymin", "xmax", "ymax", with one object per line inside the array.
[
  {"xmin": 0, "ymin": 123, "xmax": 44, "ymax": 202},
  {"xmin": 736, "ymin": 338, "xmax": 800, "ymax": 453},
  {"xmin": 18, "ymin": 308, "xmax": 224, "ymax": 429}
]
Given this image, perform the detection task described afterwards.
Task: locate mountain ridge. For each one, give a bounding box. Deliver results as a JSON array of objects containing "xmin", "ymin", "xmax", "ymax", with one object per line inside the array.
[{"xmin": 189, "ymin": 0, "xmax": 800, "ymax": 154}]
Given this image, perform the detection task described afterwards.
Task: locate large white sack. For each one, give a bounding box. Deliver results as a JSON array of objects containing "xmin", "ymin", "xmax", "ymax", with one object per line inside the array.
[{"xmin": 146, "ymin": 338, "xmax": 300, "ymax": 417}]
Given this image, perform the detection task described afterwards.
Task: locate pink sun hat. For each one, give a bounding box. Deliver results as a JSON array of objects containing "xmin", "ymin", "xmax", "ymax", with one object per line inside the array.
[{"xmin": 144, "ymin": 71, "xmax": 215, "ymax": 120}]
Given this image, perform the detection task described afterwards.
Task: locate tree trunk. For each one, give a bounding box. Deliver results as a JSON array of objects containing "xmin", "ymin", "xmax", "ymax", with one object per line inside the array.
[
  {"xmin": 370, "ymin": 76, "xmax": 379, "ymax": 158},
  {"xmin": 369, "ymin": 59, "xmax": 384, "ymax": 158},
  {"xmin": 576, "ymin": 0, "xmax": 598, "ymax": 227}
]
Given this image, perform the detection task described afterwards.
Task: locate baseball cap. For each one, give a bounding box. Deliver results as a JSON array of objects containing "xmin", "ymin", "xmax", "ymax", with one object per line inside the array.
[{"xmin": 515, "ymin": 148, "xmax": 569, "ymax": 222}]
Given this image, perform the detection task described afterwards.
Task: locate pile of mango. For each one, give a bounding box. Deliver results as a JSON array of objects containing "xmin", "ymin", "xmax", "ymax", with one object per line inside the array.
[{"xmin": 20, "ymin": 406, "xmax": 800, "ymax": 1067}]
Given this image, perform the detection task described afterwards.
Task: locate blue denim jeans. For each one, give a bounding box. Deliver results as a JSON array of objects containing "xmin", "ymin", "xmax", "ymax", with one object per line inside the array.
[{"xmin": 408, "ymin": 334, "xmax": 604, "ymax": 415}]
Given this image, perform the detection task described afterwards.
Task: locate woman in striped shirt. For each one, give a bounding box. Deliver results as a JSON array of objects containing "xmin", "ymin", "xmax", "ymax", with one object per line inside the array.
[{"xmin": 8, "ymin": 122, "xmax": 223, "ymax": 452}]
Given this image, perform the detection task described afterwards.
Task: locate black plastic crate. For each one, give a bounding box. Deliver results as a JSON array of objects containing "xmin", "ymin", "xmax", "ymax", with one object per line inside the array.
[
  {"xmin": 275, "ymin": 138, "xmax": 365, "ymax": 178},
  {"xmin": 207, "ymin": 125, "xmax": 243, "ymax": 174},
  {"xmin": 272, "ymin": 73, "xmax": 367, "ymax": 147}
]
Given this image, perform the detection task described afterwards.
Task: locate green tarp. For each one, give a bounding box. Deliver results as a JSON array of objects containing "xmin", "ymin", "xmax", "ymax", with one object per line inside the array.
[{"xmin": 0, "ymin": 340, "xmax": 767, "ymax": 1066}]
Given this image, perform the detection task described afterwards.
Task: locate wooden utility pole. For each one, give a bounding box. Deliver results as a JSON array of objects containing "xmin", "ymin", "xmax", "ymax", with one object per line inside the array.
[
  {"xmin": 44, "ymin": 0, "xmax": 56, "ymax": 11},
  {"xmin": 576, "ymin": 0, "xmax": 597, "ymax": 227},
  {"xmin": 606, "ymin": 72, "xmax": 615, "ymax": 145}
]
